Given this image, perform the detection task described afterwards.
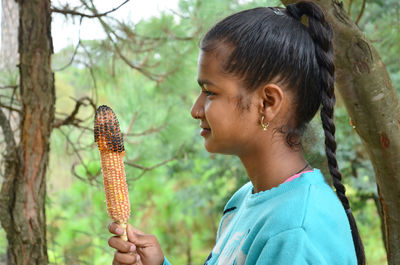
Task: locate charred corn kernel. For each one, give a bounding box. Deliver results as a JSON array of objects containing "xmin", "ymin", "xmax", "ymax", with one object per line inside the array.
[{"xmin": 94, "ymin": 105, "xmax": 130, "ymax": 241}]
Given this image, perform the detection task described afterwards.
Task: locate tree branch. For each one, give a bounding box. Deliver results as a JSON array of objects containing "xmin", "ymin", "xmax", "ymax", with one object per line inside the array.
[
  {"xmin": 0, "ymin": 85, "xmax": 18, "ymax": 90},
  {"xmin": 126, "ymin": 124, "xmax": 166, "ymax": 137},
  {"xmin": 0, "ymin": 104, "xmax": 21, "ymax": 114},
  {"xmin": 80, "ymin": 0, "xmax": 178, "ymax": 83},
  {"xmin": 126, "ymin": 111, "xmax": 138, "ymax": 136},
  {"xmin": 348, "ymin": 0, "xmax": 353, "ymax": 16},
  {"xmin": 55, "ymin": 41, "xmax": 81, "ymax": 71},
  {"xmin": 60, "ymin": 128, "xmax": 100, "ymax": 184},
  {"xmin": 355, "ymin": 0, "xmax": 367, "ymax": 25},
  {"xmin": 167, "ymin": 8, "xmax": 190, "ymax": 20},
  {"xmin": 54, "ymin": 15, "xmax": 83, "ymax": 72},
  {"xmin": 101, "ymin": 29, "xmax": 167, "ymax": 82},
  {"xmin": 79, "ymin": 42, "xmax": 99, "ymax": 103},
  {"xmin": 51, "ymin": 0, "xmax": 130, "ymax": 18},
  {"xmin": 126, "ymin": 144, "xmax": 184, "ymax": 181},
  {"xmin": 0, "ymin": 108, "xmax": 17, "ymax": 154},
  {"xmin": 53, "ymin": 96, "xmax": 96, "ymax": 129}
]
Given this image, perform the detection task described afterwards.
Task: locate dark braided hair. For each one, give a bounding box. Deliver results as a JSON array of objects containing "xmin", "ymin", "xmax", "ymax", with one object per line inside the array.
[
  {"xmin": 286, "ymin": 3, "xmax": 365, "ymax": 265},
  {"xmin": 200, "ymin": 1, "xmax": 365, "ymax": 264}
]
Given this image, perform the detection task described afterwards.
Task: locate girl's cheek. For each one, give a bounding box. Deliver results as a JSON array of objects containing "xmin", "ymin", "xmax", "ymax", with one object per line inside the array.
[{"xmin": 204, "ymin": 101, "xmax": 212, "ymax": 113}]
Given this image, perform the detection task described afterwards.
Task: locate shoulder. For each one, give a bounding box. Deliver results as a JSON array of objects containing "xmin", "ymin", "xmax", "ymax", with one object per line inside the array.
[
  {"xmin": 259, "ymin": 169, "xmax": 344, "ymax": 229},
  {"xmin": 254, "ymin": 169, "xmax": 357, "ymax": 264},
  {"xmin": 222, "ymin": 181, "xmax": 252, "ymax": 214},
  {"xmin": 256, "ymin": 226, "xmax": 356, "ymax": 265},
  {"xmin": 300, "ymin": 171, "xmax": 357, "ymax": 263}
]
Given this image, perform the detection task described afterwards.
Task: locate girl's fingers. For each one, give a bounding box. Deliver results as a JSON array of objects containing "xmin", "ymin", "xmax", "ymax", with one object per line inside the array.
[
  {"xmin": 109, "ymin": 222, "xmax": 145, "ymax": 237},
  {"xmin": 114, "ymin": 251, "xmax": 141, "ymax": 265},
  {"xmin": 108, "ymin": 222, "xmax": 125, "ymax": 236},
  {"xmin": 126, "ymin": 225, "xmax": 156, "ymax": 247},
  {"xmin": 126, "ymin": 230, "xmax": 148, "ymax": 247},
  {"xmin": 108, "ymin": 236, "xmax": 136, "ymax": 253},
  {"xmin": 127, "ymin": 224, "xmax": 145, "ymax": 235}
]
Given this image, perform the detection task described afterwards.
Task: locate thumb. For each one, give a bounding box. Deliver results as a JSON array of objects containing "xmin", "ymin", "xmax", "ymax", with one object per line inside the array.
[
  {"xmin": 127, "ymin": 225, "xmax": 155, "ymax": 247},
  {"xmin": 127, "ymin": 224, "xmax": 145, "ymax": 235}
]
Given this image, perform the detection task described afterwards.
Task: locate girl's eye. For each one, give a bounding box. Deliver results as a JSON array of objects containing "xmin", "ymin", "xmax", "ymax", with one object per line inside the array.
[
  {"xmin": 198, "ymin": 83, "xmax": 216, "ymax": 97},
  {"xmin": 204, "ymin": 90, "xmax": 216, "ymax": 96}
]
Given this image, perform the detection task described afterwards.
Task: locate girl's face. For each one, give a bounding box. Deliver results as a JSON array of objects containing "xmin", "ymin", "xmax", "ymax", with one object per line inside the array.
[{"xmin": 190, "ymin": 49, "xmax": 261, "ymax": 155}]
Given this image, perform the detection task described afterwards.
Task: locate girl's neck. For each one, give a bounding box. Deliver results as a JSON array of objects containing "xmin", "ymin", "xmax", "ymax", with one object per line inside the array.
[{"xmin": 239, "ymin": 142, "xmax": 310, "ymax": 193}]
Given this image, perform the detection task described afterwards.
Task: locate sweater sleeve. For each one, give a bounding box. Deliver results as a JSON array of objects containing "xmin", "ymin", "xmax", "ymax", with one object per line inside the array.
[
  {"xmin": 162, "ymin": 257, "xmax": 171, "ymax": 265},
  {"xmin": 255, "ymin": 228, "xmax": 328, "ymax": 265}
]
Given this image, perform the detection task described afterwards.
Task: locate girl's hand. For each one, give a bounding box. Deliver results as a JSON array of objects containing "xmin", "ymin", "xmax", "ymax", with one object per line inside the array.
[{"xmin": 108, "ymin": 222, "xmax": 165, "ymax": 265}]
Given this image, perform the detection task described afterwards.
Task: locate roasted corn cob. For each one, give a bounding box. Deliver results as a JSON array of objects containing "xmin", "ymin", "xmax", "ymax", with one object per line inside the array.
[{"xmin": 94, "ymin": 105, "xmax": 130, "ymax": 241}]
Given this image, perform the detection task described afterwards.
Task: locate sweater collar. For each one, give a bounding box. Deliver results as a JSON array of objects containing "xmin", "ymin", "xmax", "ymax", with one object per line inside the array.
[{"xmin": 245, "ymin": 168, "xmax": 325, "ymax": 207}]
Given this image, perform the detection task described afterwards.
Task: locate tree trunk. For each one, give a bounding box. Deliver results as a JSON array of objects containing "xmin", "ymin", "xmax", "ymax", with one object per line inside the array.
[
  {"xmin": 0, "ymin": 0, "xmax": 19, "ymax": 70},
  {"xmin": 282, "ymin": 0, "xmax": 400, "ymax": 264},
  {"xmin": 0, "ymin": 0, "xmax": 54, "ymax": 264}
]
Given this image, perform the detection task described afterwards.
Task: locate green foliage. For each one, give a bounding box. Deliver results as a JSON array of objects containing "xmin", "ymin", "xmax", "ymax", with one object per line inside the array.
[
  {"xmin": 0, "ymin": 226, "xmax": 6, "ymax": 261},
  {"xmin": 354, "ymin": 199, "xmax": 388, "ymax": 265}
]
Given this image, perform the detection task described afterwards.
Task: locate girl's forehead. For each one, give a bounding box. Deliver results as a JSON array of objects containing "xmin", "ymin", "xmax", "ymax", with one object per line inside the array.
[
  {"xmin": 198, "ymin": 41, "xmax": 233, "ymax": 64},
  {"xmin": 198, "ymin": 52, "xmax": 220, "ymax": 76},
  {"xmin": 198, "ymin": 48, "xmax": 232, "ymax": 76},
  {"xmin": 197, "ymin": 50, "xmax": 250, "ymax": 95}
]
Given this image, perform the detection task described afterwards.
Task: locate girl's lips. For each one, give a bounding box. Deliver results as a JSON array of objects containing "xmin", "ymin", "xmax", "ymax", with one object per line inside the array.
[{"xmin": 200, "ymin": 128, "xmax": 211, "ymax": 136}]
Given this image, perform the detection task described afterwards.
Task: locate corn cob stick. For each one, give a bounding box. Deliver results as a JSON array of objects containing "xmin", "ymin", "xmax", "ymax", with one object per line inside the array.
[{"xmin": 94, "ymin": 105, "xmax": 130, "ymax": 241}]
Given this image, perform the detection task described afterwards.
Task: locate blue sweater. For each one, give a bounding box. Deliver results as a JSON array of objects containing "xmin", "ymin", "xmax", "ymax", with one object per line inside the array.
[{"xmin": 164, "ymin": 169, "xmax": 357, "ymax": 265}]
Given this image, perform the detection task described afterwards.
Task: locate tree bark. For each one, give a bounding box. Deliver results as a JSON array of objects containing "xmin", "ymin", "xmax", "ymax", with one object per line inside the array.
[
  {"xmin": 281, "ymin": 0, "xmax": 400, "ymax": 264},
  {"xmin": 0, "ymin": 0, "xmax": 19, "ymax": 70},
  {"xmin": 0, "ymin": 0, "xmax": 54, "ymax": 264}
]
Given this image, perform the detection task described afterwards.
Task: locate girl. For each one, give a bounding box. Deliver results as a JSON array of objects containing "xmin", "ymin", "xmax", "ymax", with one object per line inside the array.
[{"xmin": 108, "ymin": 1, "xmax": 365, "ymax": 264}]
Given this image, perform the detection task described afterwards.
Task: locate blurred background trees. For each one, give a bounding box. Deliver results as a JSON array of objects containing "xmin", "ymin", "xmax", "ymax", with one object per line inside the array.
[
  {"xmin": 0, "ymin": 0, "xmax": 399, "ymax": 264},
  {"xmin": 0, "ymin": 0, "xmax": 18, "ymax": 70}
]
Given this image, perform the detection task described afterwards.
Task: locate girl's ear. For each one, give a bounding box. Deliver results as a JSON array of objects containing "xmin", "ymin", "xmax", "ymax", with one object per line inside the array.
[{"xmin": 257, "ymin": 83, "xmax": 285, "ymax": 122}]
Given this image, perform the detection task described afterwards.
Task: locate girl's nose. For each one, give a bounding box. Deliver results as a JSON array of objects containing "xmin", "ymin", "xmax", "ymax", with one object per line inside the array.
[
  {"xmin": 190, "ymin": 96, "xmax": 203, "ymax": 120},
  {"xmin": 190, "ymin": 106, "xmax": 201, "ymax": 120}
]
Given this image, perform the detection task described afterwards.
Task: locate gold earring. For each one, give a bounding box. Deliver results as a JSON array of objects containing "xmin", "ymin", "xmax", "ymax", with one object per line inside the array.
[{"xmin": 261, "ymin": 116, "xmax": 269, "ymax": 131}]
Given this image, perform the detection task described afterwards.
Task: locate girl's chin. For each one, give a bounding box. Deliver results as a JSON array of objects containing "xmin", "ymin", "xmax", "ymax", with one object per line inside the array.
[
  {"xmin": 204, "ymin": 141, "xmax": 234, "ymax": 155},
  {"xmin": 203, "ymin": 139, "xmax": 217, "ymax": 153}
]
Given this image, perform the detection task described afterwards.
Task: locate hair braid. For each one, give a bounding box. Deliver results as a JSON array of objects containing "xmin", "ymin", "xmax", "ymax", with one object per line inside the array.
[{"xmin": 287, "ymin": 2, "xmax": 365, "ymax": 265}]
